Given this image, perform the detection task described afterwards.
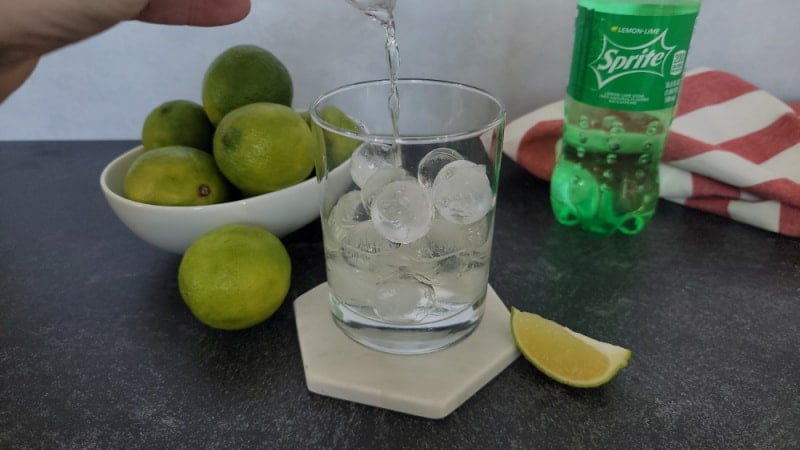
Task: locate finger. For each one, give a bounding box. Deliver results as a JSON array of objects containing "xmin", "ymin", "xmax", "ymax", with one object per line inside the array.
[
  {"xmin": 136, "ymin": 0, "xmax": 251, "ymax": 26},
  {"xmin": 0, "ymin": 58, "xmax": 39, "ymax": 103}
]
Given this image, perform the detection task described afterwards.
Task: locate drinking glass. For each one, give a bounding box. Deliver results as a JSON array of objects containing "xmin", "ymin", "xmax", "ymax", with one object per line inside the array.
[{"xmin": 310, "ymin": 79, "xmax": 505, "ymax": 355}]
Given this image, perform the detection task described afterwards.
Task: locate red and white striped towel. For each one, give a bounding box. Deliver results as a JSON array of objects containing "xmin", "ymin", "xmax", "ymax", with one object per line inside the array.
[{"xmin": 504, "ymin": 68, "xmax": 800, "ymax": 237}]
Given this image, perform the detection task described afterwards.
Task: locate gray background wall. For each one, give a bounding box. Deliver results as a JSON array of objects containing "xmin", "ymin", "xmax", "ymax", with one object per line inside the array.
[{"xmin": 1, "ymin": 0, "xmax": 798, "ymax": 140}]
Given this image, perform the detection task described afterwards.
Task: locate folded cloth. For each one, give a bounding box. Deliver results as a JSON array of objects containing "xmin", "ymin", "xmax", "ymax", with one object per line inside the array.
[{"xmin": 504, "ymin": 68, "xmax": 800, "ymax": 237}]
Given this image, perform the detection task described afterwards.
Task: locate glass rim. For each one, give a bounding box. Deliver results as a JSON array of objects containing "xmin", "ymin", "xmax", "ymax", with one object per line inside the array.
[{"xmin": 309, "ymin": 78, "xmax": 506, "ymax": 145}]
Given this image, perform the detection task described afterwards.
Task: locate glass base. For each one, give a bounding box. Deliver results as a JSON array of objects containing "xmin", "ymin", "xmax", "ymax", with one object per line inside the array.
[{"xmin": 329, "ymin": 294, "xmax": 485, "ymax": 355}]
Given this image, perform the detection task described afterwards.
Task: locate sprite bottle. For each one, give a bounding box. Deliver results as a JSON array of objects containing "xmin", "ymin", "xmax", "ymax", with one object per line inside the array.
[{"xmin": 551, "ymin": 0, "xmax": 701, "ymax": 235}]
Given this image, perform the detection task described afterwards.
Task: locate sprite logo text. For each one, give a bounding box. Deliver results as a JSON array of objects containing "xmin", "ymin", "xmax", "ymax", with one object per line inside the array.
[
  {"xmin": 591, "ymin": 29, "xmax": 675, "ymax": 89},
  {"xmin": 567, "ymin": 7, "xmax": 699, "ymax": 111}
]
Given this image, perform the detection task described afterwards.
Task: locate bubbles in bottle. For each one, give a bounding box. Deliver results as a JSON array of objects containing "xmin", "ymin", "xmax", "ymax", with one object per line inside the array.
[
  {"xmin": 602, "ymin": 116, "xmax": 621, "ymax": 129},
  {"xmin": 646, "ymin": 121, "xmax": 660, "ymax": 135}
]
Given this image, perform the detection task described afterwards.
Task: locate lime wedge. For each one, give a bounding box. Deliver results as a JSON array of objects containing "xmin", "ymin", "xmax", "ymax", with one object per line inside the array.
[{"xmin": 510, "ymin": 308, "xmax": 631, "ymax": 388}]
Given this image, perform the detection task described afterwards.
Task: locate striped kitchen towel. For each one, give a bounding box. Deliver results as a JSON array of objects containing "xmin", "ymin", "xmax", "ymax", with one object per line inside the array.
[{"xmin": 504, "ymin": 68, "xmax": 800, "ymax": 237}]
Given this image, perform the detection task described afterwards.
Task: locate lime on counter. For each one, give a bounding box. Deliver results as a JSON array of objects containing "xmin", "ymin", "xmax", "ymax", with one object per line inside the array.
[
  {"xmin": 178, "ymin": 224, "xmax": 291, "ymax": 330},
  {"xmin": 510, "ymin": 308, "xmax": 631, "ymax": 388}
]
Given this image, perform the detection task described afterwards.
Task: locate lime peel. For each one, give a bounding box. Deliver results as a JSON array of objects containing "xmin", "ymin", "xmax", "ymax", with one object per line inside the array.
[
  {"xmin": 178, "ymin": 224, "xmax": 291, "ymax": 330},
  {"xmin": 510, "ymin": 307, "xmax": 631, "ymax": 388}
]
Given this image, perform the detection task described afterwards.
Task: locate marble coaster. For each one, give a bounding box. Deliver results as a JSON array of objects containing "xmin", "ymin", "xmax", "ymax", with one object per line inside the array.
[{"xmin": 293, "ymin": 283, "xmax": 519, "ymax": 419}]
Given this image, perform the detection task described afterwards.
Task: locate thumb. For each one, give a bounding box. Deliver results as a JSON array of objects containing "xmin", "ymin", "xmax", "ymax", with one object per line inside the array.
[{"xmin": 136, "ymin": 0, "xmax": 251, "ymax": 26}]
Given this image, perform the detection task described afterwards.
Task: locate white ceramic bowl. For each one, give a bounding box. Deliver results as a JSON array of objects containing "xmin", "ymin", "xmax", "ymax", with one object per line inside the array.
[{"xmin": 100, "ymin": 145, "xmax": 350, "ymax": 254}]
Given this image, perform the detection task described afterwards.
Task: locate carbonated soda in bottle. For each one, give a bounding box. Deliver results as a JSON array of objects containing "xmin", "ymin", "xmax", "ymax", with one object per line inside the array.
[{"xmin": 550, "ymin": 0, "xmax": 701, "ymax": 235}]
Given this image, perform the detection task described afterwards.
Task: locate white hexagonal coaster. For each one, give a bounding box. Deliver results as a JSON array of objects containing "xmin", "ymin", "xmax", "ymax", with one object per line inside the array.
[{"xmin": 293, "ymin": 283, "xmax": 519, "ymax": 419}]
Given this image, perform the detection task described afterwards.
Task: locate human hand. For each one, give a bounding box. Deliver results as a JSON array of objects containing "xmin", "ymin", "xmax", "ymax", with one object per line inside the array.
[{"xmin": 0, "ymin": 0, "xmax": 251, "ymax": 101}]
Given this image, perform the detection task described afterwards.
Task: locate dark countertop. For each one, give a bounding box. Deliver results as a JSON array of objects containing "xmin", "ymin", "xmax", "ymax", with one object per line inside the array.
[{"xmin": 1, "ymin": 140, "xmax": 798, "ymax": 449}]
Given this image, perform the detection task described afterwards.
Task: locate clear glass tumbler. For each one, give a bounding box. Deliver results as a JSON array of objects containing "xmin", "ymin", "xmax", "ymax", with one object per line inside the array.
[{"xmin": 310, "ymin": 79, "xmax": 506, "ymax": 355}]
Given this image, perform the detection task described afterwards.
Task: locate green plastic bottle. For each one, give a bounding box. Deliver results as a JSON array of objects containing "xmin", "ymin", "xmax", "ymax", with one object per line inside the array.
[{"xmin": 551, "ymin": 0, "xmax": 701, "ymax": 235}]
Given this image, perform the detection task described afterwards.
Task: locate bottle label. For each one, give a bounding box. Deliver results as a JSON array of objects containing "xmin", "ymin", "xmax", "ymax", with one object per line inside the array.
[{"xmin": 567, "ymin": 7, "xmax": 698, "ymax": 111}]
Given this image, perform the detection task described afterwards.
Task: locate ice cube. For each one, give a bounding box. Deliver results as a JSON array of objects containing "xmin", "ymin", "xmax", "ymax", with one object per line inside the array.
[
  {"xmin": 434, "ymin": 265, "xmax": 489, "ymax": 306},
  {"xmin": 327, "ymin": 190, "xmax": 370, "ymax": 243},
  {"xmin": 373, "ymin": 274, "xmax": 435, "ymax": 323},
  {"xmin": 340, "ymin": 220, "xmax": 399, "ymax": 271},
  {"xmin": 350, "ymin": 142, "xmax": 399, "ymax": 188},
  {"xmin": 326, "ymin": 255, "xmax": 378, "ymax": 310},
  {"xmin": 462, "ymin": 216, "xmax": 491, "ymax": 250},
  {"xmin": 417, "ymin": 147, "xmax": 464, "ymax": 188},
  {"xmin": 432, "ymin": 161, "xmax": 493, "ymax": 225},
  {"xmin": 370, "ymin": 179, "xmax": 434, "ymax": 244},
  {"xmin": 427, "ymin": 215, "xmax": 491, "ymax": 257},
  {"xmin": 361, "ymin": 167, "xmax": 413, "ymax": 211}
]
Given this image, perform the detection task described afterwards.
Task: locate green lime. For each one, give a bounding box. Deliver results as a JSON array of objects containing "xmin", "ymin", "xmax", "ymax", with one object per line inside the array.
[
  {"xmin": 213, "ymin": 102, "xmax": 315, "ymax": 196},
  {"xmin": 299, "ymin": 110, "xmax": 312, "ymax": 128},
  {"xmin": 510, "ymin": 308, "xmax": 631, "ymax": 388},
  {"xmin": 141, "ymin": 100, "xmax": 214, "ymax": 152},
  {"xmin": 202, "ymin": 44, "xmax": 293, "ymax": 125},
  {"xmin": 178, "ymin": 224, "xmax": 291, "ymax": 330},
  {"xmin": 123, "ymin": 146, "xmax": 231, "ymax": 206},
  {"xmin": 317, "ymin": 106, "xmax": 363, "ymax": 168}
]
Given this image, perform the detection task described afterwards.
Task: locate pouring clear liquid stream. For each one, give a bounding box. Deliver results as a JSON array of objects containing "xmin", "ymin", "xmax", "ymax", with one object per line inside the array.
[{"xmin": 347, "ymin": 0, "xmax": 401, "ymax": 149}]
